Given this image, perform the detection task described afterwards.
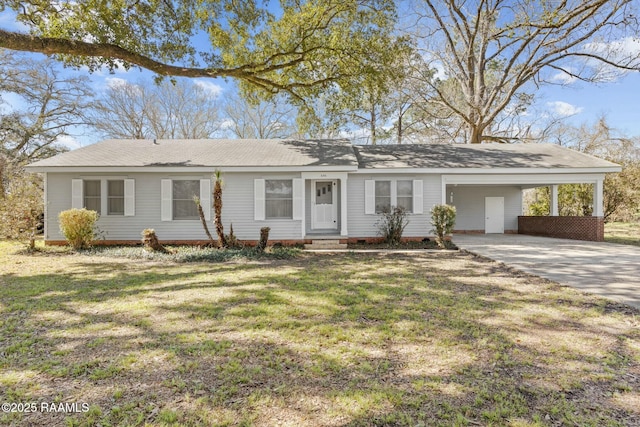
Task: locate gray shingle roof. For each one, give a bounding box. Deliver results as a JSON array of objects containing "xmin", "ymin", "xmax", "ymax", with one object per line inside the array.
[
  {"xmin": 27, "ymin": 139, "xmax": 619, "ymax": 171},
  {"xmin": 354, "ymin": 143, "xmax": 619, "ymax": 169},
  {"xmin": 27, "ymin": 139, "xmax": 358, "ymax": 168}
]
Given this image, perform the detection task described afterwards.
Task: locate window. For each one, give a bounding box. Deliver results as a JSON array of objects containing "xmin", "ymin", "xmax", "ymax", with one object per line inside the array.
[
  {"xmin": 365, "ymin": 179, "xmax": 422, "ymax": 215},
  {"xmin": 397, "ymin": 180, "xmax": 413, "ymax": 213},
  {"xmin": 173, "ymin": 180, "xmax": 200, "ymax": 220},
  {"xmin": 266, "ymin": 179, "xmax": 293, "ymax": 219},
  {"xmin": 375, "ymin": 181, "xmax": 391, "ymax": 213},
  {"xmin": 108, "ymin": 180, "xmax": 125, "ymax": 215},
  {"xmin": 73, "ymin": 178, "xmax": 134, "ymax": 216},
  {"xmin": 83, "ymin": 180, "xmax": 101, "ymax": 214}
]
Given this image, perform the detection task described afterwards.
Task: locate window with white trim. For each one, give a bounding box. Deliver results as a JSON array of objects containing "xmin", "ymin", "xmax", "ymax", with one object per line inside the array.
[
  {"xmin": 375, "ymin": 181, "xmax": 391, "ymax": 213},
  {"xmin": 173, "ymin": 180, "xmax": 200, "ymax": 220},
  {"xmin": 83, "ymin": 180, "xmax": 101, "ymax": 214},
  {"xmin": 108, "ymin": 180, "xmax": 125, "ymax": 215},
  {"xmin": 365, "ymin": 179, "xmax": 423, "ymax": 215},
  {"xmin": 73, "ymin": 178, "xmax": 135, "ymax": 216},
  {"xmin": 265, "ymin": 179, "xmax": 293, "ymax": 219}
]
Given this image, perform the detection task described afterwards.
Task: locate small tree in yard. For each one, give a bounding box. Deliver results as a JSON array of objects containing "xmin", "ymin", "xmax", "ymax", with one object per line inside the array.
[
  {"xmin": 213, "ymin": 170, "xmax": 228, "ymax": 249},
  {"xmin": 58, "ymin": 208, "xmax": 99, "ymax": 249},
  {"xmin": 193, "ymin": 196, "xmax": 215, "ymax": 246},
  {"xmin": 0, "ymin": 169, "xmax": 43, "ymax": 250},
  {"xmin": 376, "ymin": 206, "xmax": 409, "ymax": 247},
  {"xmin": 431, "ymin": 204, "xmax": 456, "ymax": 249}
]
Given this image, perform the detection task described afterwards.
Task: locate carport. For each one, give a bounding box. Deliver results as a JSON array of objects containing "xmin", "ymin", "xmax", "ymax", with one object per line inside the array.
[
  {"xmin": 445, "ymin": 171, "xmax": 610, "ymax": 240},
  {"xmin": 436, "ymin": 142, "xmax": 622, "ymax": 241}
]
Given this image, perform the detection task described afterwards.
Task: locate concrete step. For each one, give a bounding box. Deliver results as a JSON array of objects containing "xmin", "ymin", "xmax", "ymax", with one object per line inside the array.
[{"xmin": 304, "ymin": 239, "xmax": 347, "ymax": 250}]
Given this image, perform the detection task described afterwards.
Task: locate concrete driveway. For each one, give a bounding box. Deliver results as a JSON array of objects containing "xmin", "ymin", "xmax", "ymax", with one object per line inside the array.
[{"xmin": 454, "ymin": 234, "xmax": 640, "ymax": 309}]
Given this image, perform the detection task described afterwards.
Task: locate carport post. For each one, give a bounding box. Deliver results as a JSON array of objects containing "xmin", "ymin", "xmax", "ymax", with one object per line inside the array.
[
  {"xmin": 593, "ymin": 179, "xmax": 604, "ymax": 217},
  {"xmin": 550, "ymin": 185, "xmax": 559, "ymax": 216}
]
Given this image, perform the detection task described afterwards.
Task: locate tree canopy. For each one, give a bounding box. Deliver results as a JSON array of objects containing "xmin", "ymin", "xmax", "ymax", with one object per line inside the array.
[
  {"xmin": 0, "ymin": 50, "xmax": 92, "ymax": 163},
  {"xmin": 411, "ymin": 0, "xmax": 640, "ymax": 143},
  {"xmin": 90, "ymin": 79, "xmax": 222, "ymax": 139},
  {"xmin": 0, "ymin": 0, "xmax": 397, "ymax": 101}
]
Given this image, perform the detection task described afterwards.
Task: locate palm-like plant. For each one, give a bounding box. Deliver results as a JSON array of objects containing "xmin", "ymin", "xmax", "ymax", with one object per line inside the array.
[{"xmin": 214, "ymin": 170, "xmax": 228, "ymax": 248}]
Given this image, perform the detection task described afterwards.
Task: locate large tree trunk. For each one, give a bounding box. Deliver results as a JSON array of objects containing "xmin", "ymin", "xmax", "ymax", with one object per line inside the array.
[
  {"xmin": 370, "ymin": 107, "xmax": 377, "ymax": 145},
  {"xmin": 0, "ymin": 156, "xmax": 6, "ymax": 198},
  {"xmin": 469, "ymin": 124, "xmax": 484, "ymax": 144}
]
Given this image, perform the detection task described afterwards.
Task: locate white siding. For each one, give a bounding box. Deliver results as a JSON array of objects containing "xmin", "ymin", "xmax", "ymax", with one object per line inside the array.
[
  {"xmin": 348, "ymin": 174, "xmax": 442, "ymax": 238},
  {"xmin": 47, "ymin": 173, "xmax": 214, "ymax": 241},
  {"xmin": 448, "ymin": 185, "xmax": 522, "ymax": 232},
  {"xmin": 46, "ymin": 171, "xmax": 524, "ymax": 241},
  {"xmin": 46, "ymin": 172, "xmax": 305, "ymax": 242},
  {"xmin": 230, "ymin": 173, "xmax": 302, "ymax": 239}
]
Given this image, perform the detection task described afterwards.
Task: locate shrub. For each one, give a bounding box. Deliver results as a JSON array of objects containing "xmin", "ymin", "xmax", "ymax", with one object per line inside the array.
[
  {"xmin": 141, "ymin": 228, "xmax": 170, "ymax": 253},
  {"xmin": 225, "ymin": 223, "xmax": 241, "ymax": 248},
  {"xmin": 58, "ymin": 208, "xmax": 99, "ymax": 249},
  {"xmin": 430, "ymin": 204, "xmax": 456, "ymax": 248},
  {"xmin": 257, "ymin": 227, "xmax": 270, "ymax": 252},
  {"xmin": 376, "ymin": 206, "xmax": 409, "ymax": 246},
  {"xmin": 0, "ymin": 169, "xmax": 43, "ymax": 250}
]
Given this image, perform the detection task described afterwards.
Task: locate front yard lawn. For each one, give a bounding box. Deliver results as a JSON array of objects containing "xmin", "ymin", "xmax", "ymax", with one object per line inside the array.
[
  {"xmin": 605, "ymin": 222, "xmax": 640, "ymax": 247},
  {"xmin": 1, "ymin": 241, "xmax": 639, "ymax": 426}
]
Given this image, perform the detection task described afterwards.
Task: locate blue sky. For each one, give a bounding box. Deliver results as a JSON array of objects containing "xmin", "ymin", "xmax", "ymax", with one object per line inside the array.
[
  {"xmin": 537, "ymin": 72, "xmax": 640, "ymax": 136},
  {"xmin": 1, "ymin": 6, "xmax": 639, "ymax": 148}
]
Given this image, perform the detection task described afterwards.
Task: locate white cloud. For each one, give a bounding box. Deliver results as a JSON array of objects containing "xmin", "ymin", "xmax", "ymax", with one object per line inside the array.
[
  {"xmin": 550, "ymin": 68, "xmax": 578, "ymax": 85},
  {"xmin": 105, "ymin": 77, "xmax": 130, "ymax": 88},
  {"xmin": 57, "ymin": 135, "xmax": 83, "ymax": 150},
  {"xmin": 219, "ymin": 118, "xmax": 235, "ymax": 130},
  {"xmin": 582, "ymin": 36, "xmax": 640, "ymax": 82},
  {"xmin": 194, "ymin": 80, "xmax": 224, "ymax": 98},
  {"xmin": 586, "ymin": 36, "xmax": 640, "ymax": 58},
  {"xmin": 547, "ymin": 101, "xmax": 583, "ymax": 117}
]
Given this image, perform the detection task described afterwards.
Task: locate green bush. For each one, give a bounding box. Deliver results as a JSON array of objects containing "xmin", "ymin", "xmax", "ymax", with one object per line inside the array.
[
  {"xmin": 430, "ymin": 204, "xmax": 456, "ymax": 248},
  {"xmin": 376, "ymin": 206, "xmax": 409, "ymax": 246},
  {"xmin": 58, "ymin": 208, "xmax": 99, "ymax": 249}
]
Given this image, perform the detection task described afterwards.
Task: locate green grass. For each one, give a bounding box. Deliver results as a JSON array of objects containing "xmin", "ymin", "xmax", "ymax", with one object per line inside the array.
[
  {"xmin": 1, "ymin": 240, "xmax": 639, "ymax": 426},
  {"xmin": 605, "ymin": 221, "xmax": 640, "ymax": 246}
]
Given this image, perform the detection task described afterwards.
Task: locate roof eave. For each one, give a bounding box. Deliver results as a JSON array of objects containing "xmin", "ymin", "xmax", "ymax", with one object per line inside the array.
[
  {"xmin": 25, "ymin": 165, "xmax": 359, "ymax": 173},
  {"xmin": 353, "ymin": 166, "xmax": 622, "ymax": 174}
]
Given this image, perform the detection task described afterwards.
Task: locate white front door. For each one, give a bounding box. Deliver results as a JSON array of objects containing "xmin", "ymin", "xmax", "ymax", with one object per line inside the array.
[
  {"xmin": 312, "ymin": 180, "xmax": 338, "ymax": 230},
  {"xmin": 485, "ymin": 197, "xmax": 505, "ymax": 233}
]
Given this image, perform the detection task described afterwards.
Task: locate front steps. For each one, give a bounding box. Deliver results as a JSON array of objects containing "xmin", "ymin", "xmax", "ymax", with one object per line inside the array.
[{"xmin": 304, "ymin": 238, "xmax": 347, "ymax": 250}]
